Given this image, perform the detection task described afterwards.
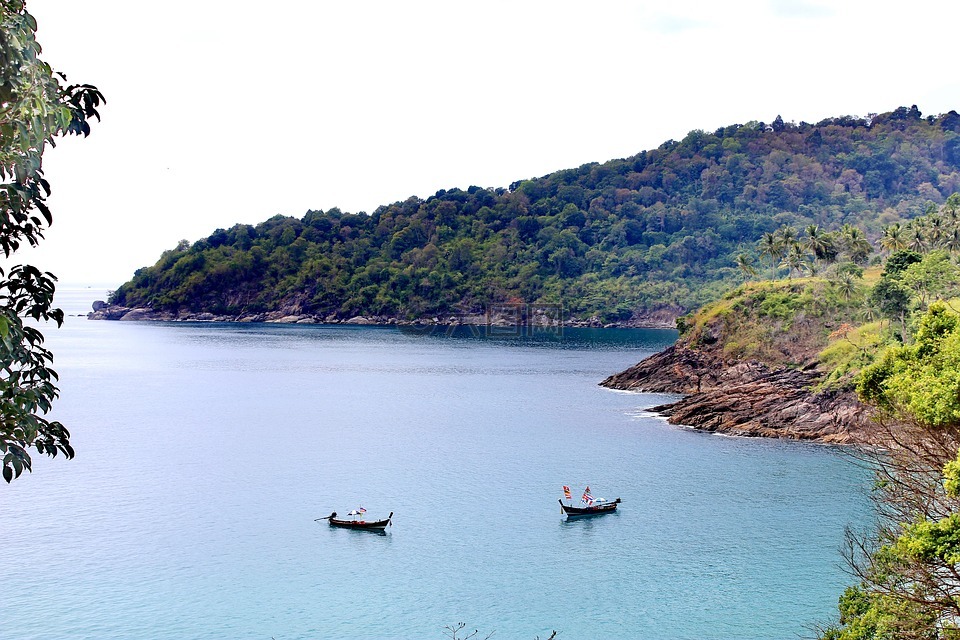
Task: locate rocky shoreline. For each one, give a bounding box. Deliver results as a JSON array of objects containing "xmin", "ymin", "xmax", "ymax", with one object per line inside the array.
[
  {"xmin": 600, "ymin": 345, "xmax": 871, "ymax": 444},
  {"xmin": 85, "ymin": 301, "xmax": 680, "ymax": 329}
]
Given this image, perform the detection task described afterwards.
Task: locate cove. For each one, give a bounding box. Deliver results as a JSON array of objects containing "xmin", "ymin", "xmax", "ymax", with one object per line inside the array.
[{"xmin": 0, "ymin": 289, "xmax": 873, "ymax": 639}]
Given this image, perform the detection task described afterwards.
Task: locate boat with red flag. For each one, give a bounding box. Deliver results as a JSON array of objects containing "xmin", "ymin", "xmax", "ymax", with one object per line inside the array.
[{"xmin": 559, "ymin": 485, "xmax": 621, "ymax": 517}]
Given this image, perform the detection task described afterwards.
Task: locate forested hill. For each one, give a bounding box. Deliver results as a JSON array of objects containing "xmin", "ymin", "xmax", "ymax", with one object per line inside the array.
[{"xmin": 109, "ymin": 106, "xmax": 960, "ymax": 324}]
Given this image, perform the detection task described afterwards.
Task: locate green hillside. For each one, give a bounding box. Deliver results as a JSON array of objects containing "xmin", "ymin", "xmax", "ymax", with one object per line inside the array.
[{"xmin": 110, "ymin": 106, "xmax": 960, "ymax": 323}]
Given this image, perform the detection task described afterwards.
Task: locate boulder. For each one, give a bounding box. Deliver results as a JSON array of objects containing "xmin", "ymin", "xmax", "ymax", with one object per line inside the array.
[{"xmin": 117, "ymin": 308, "xmax": 156, "ymax": 321}]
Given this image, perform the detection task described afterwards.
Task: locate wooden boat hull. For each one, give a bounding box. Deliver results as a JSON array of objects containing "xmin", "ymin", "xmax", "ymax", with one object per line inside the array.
[
  {"xmin": 329, "ymin": 517, "xmax": 392, "ymax": 531},
  {"xmin": 322, "ymin": 511, "xmax": 393, "ymax": 531},
  {"xmin": 559, "ymin": 498, "xmax": 621, "ymax": 517}
]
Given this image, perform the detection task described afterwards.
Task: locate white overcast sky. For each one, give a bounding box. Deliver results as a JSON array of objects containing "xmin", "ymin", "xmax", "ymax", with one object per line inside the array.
[{"xmin": 14, "ymin": 0, "xmax": 960, "ymax": 287}]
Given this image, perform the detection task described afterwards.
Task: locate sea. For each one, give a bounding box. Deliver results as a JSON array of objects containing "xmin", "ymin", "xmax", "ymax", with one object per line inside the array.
[{"xmin": 0, "ymin": 288, "xmax": 874, "ymax": 640}]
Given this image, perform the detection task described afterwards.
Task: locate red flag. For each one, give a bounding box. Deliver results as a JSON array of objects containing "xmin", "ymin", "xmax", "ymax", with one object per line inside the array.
[
  {"xmin": 582, "ymin": 486, "xmax": 593, "ymax": 504},
  {"xmin": 563, "ymin": 485, "xmax": 572, "ymax": 500}
]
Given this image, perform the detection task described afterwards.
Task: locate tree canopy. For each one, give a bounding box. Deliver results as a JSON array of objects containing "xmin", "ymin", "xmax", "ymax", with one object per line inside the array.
[{"xmin": 111, "ymin": 106, "xmax": 960, "ymax": 324}]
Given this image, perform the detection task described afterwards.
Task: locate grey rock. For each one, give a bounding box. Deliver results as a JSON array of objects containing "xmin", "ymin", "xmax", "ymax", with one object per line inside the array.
[{"xmin": 600, "ymin": 345, "xmax": 870, "ymax": 443}]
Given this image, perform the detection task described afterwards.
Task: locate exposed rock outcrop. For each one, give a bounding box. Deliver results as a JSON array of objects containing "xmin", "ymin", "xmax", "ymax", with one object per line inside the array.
[
  {"xmin": 600, "ymin": 277, "xmax": 880, "ymax": 444},
  {"xmin": 601, "ymin": 345, "xmax": 725, "ymax": 394},
  {"xmin": 601, "ymin": 347, "xmax": 871, "ymax": 443}
]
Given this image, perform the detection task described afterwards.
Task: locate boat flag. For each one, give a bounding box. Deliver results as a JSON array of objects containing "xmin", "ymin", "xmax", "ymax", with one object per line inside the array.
[
  {"xmin": 582, "ymin": 486, "xmax": 593, "ymax": 505},
  {"xmin": 358, "ymin": 506, "xmax": 366, "ymax": 514},
  {"xmin": 563, "ymin": 486, "xmax": 572, "ymax": 501}
]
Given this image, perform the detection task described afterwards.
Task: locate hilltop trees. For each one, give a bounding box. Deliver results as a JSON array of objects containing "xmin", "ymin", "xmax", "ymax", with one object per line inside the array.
[
  {"xmin": 112, "ymin": 107, "xmax": 960, "ymax": 323},
  {"xmin": 879, "ymin": 198, "xmax": 960, "ymax": 261},
  {"xmin": 0, "ymin": 1, "xmax": 104, "ymax": 481},
  {"xmin": 749, "ymin": 220, "xmax": 872, "ymax": 285}
]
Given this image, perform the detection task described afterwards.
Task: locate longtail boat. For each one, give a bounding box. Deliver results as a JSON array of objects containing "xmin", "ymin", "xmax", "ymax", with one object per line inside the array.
[
  {"xmin": 559, "ymin": 497, "xmax": 621, "ymax": 517},
  {"xmin": 317, "ymin": 511, "xmax": 393, "ymax": 531},
  {"xmin": 559, "ymin": 485, "xmax": 621, "ymax": 517}
]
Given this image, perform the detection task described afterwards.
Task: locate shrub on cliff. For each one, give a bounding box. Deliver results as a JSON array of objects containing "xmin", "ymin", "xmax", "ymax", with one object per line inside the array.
[{"xmin": 817, "ymin": 322, "xmax": 887, "ymax": 390}]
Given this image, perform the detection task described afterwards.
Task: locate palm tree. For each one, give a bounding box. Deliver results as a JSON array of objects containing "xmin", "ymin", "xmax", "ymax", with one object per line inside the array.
[
  {"xmin": 880, "ymin": 223, "xmax": 908, "ymax": 253},
  {"xmin": 802, "ymin": 224, "xmax": 828, "ymax": 260},
  {"xmin": 908, "ymin": 227, "xmax": 927, "ymax": 253},
  {"xmin": 758, "ymin": 232, "xmax": 782, "ymax": 279},
  {"xmin": 779, "ymin": 242, "xmax": 810, "ymax": 280},
  {"xmin": 776, "ymin": 225, "xmax": 798, "ymax": 249},
  {"xmin": 927, "ymin": 215, "xmax": 945, "ymax": 248},
  {"xmin": 734, "ymin": 252, "xmax": 758, "ymax": 282},
  {"xmin": 841, "ymin": 224, "xmax": 872, "ymax": 264},
  {"xmin": 832, "ymin": 272, "xmax": 859, "ymax": 302}
]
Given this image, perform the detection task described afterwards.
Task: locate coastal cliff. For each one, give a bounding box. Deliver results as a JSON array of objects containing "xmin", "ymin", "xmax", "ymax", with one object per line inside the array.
[{"xmin": 601, "ymin": 279, "xmax": 874, "ymax": 443}]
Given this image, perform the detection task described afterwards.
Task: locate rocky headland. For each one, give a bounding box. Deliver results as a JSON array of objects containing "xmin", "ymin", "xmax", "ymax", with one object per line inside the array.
[
  {"xmin": 601, "ymin": 345, "xmax": 869, "ymax": 443},
  {"xmin": 600, "ymin": 280, "xmax": 874, "ymax": 444}
]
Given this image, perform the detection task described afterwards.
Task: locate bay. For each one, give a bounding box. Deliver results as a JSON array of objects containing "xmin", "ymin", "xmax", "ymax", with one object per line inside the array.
[{"xmin": 0, "ymin": 289, "xmax": 873, "ymax": 639}]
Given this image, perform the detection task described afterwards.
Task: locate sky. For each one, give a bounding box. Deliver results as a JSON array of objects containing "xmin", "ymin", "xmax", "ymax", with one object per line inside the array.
[{"xmin": 12, "ymin": 0, "xmax": 960, "ymax": 288}]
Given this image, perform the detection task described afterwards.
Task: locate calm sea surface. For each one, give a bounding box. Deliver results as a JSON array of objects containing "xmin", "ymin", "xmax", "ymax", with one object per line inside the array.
[{"xmin": 0, "ymin": 289, "xmax": 874, "ymax": 640}]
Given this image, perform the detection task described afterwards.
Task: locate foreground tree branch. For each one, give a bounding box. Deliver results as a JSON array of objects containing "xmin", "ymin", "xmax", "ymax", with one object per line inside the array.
[{"xmin": 0, "ymin": 0, "xmax": 104, "ymax": 481}]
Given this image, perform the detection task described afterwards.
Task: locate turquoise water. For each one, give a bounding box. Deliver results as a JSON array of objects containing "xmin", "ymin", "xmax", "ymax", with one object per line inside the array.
[{"xmin": 1, "ymin": 290, "xmax": 873, "ymax": 639}]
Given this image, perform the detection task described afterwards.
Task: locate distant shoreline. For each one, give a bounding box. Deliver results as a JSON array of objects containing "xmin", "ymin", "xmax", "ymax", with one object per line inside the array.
[{"xmin": 85, "ymin": 302, "xmax": 679, "ymax": 331}]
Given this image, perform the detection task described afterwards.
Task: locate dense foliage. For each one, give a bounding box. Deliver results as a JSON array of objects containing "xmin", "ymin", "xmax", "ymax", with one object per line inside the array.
[
  {"xmin": 834, "ymin": 301, "xmax": 960, "ymax": 640},
  {"xmin": 813, "ymin": 208, "xmax": 960, "ymax": 637},
  {"xmin": 0, "ymin": 0, "xmax": 103, "ymax": 481},
  {"xmin": 111, "ymin": 106, "xmax": 960, "ymax": 322}
]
